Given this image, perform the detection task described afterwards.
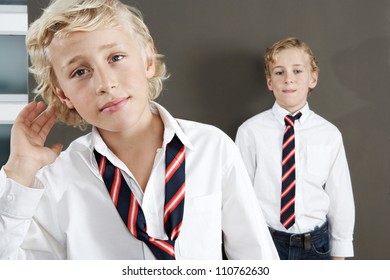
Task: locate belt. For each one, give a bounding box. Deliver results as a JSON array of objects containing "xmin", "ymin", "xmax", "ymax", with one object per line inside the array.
[{"xmin": 268, "ymin": 221, "xmax": 328, "ymax": 251}]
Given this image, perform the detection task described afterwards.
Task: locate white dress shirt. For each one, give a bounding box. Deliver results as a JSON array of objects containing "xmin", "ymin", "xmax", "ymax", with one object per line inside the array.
[
  {"xmin": 235, "ymin": 102, "xmax": 355, "ymax": 257},
  {"xmin": 0, "ymin": 102, "xmax": 278, "ymax": 260}
]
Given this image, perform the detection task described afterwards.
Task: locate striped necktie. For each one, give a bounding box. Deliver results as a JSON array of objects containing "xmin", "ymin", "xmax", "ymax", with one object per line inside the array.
[
  {"xmin": 280, "ymin": 112, "xmax": 302, "ymax": 229},
  {"xmin": 94, "ymin": 135, "xmax": 185, "ymax": 259}
]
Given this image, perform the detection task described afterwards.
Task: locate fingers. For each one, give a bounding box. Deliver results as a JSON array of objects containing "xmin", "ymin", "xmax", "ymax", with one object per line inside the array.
[
  {"xmin": 38, "ymin": 111, "xmax": 57, "ymax": 141},
  {"xmin": 15, "ymin": 101, "xmax": 39, "ymax": 123},
  {"xmin": 16, "ymin": 102, "xmax": 58, "ymax": 143},
  {"xmin": 31, "ymin": 107, "xmax": 56, "ymax": 136},
  {"xmin": 18, "ymin": 101, "xmax": 48, "ymax": 126}
]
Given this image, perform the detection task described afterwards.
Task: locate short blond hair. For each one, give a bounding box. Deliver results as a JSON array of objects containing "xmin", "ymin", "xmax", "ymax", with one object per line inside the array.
[
  {"xmin": 264, "ymin": 37, "xmax": 319, "ymax": 79},
  {"xmin": 27, "ymin": 0, "xmax": 168, "ymax": 129}
]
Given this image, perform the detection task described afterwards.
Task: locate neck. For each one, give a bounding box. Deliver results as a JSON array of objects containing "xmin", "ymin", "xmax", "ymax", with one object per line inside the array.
[
  {"xmin": 98, "ymin": 111, "xmax": 164, "ymax": 161},
  {"xmin": 280, "ymin": 102, "xmax": 306, "ymax": 115}
]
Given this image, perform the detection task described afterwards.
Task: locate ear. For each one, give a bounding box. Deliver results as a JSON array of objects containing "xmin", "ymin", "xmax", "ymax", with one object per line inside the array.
[
  {"xmin": 309, "ymin": 71, "xmax": 318, "ymax": 89},
  {"xmin": 55, "ymin": 87, "xmax": 75, "ymax": 109},
  {"xmin": 266, "ymin": 77, "xmax": 273, "ymax": 91},
  {"xmin": 145, "ymin": 44, "xmax": 156, "ymax": 79}
]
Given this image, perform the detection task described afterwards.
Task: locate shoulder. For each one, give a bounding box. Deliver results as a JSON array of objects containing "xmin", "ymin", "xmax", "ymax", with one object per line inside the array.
[
  {"xmin": 178, "ymin": 118, "xmax": 233, "ymax": 144},
  {"xmin": 308, "ymin": 111, "xmax": 342, "ymax": 137},
  {"xmin": 177, "ymin": 119, "xmax": 249, "ymax": 177},
  {"xmin": 237, "ymin": 109, "xmax": 274, "ymax": 132},
  {"xmin": 177, "ymin": 118, "xmax": 241, "ymax": 161},
  {"xmin": 236, "ymin": 109, "xmax": 276, "ymax": 141},
  {"xmin": 304, "ymin": 111, "xmax": 345, "ymax": 148}
]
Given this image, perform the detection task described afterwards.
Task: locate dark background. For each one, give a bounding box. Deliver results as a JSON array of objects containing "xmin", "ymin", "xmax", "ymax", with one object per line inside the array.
[{"xmin": 28, "ymin": 0, "xmax": 390, "ymax": 259}]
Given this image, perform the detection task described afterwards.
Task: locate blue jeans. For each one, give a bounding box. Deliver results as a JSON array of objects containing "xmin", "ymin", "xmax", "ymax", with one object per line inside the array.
[{"xmin": 269, "ymin": 222, "xmax": 331, "ymax": 260}]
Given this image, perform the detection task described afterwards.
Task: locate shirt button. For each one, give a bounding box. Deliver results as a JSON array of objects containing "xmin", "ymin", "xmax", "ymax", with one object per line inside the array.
[{"xmin": 7, "ymin": 194, "xmax": 14, "ymax": 202}]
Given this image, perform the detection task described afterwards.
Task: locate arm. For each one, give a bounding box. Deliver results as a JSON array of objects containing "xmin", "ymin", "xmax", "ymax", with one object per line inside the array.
[
  {"xmin": 326, "ymin": 133, "xmax": 355, "ymax": 258},
  {"xmin": 235, "ymin": 126, "xmax": 257, "ymax": 184},
  {"xmin": 221, "ymin": 144, "xmax": 279, "ymax": 260},
  {"xmin": 0, "ymin": 102, "xmax": 63, "ymax": 259}
]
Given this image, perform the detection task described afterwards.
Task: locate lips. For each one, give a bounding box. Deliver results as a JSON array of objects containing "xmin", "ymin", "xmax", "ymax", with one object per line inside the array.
[
  {"xmin": 282, "ymin": 89, "xmax": 296, "ymax": 94},
  {"xmin": 100, "ymin": 97, "xmax": 129, "ymax": 112}
]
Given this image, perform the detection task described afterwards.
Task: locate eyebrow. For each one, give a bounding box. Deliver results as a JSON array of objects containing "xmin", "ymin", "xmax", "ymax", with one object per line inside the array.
[
  {"xmin": 61, "ymin": 43, "xmax": 120, "ymax": 71},
  {"xmin": 62, "ymin": 55, "xmax": 84, "ymax": 70},
  {"xmin": 98, "ymin": 43, "xmax": 117, "ymax": 51},
  {"xmin": 272, "ymin": 63, "xmax": 305, "ymax": 69}
]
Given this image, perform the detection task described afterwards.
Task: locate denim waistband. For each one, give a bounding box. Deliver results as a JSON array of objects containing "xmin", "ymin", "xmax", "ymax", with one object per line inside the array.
[{"xmin": 269, "ymin": 221, "xmax": 328, "ymax": 249}]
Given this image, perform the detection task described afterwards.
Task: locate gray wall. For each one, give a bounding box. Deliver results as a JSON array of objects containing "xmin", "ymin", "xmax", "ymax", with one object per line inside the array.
[{"xmin": 28, "ymin": 0, "xmax": 390, "ymax": 259}]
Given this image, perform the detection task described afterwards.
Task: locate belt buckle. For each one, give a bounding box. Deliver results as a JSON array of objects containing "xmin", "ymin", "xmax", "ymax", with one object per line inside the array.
[{"xmin": 304, "ymin": 233, "xmax": 311, "ymax": 251}]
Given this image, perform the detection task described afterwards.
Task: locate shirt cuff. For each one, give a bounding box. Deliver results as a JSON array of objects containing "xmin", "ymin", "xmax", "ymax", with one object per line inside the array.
[
  {"xmin": 330, "ymin": 239, "xmax": 354, "ymax": 258},
  {"xmin": 0, "ymin": 168, "xmax": 44, "ymax": 219}
]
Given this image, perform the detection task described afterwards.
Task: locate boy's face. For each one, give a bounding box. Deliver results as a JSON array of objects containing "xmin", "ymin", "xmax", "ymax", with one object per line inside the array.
[
  {"xmin": 266, "ymin": 47, "xmax": 318, "ymax": 114},
  {"xmin": 48, "ymin": 26, "xmax": 155, "ymax": 133}
]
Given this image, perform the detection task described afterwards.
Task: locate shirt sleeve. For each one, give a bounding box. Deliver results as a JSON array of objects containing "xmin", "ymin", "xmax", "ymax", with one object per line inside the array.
[
  {"xmin": 221, "ymin": 144, "xmax": 279, "ymax": 260},
  {"xmin": 0, "ymin": 167, "xmax": 43, "ymax": 259},
  {"xmin": 0, "ymin": 167, "xmax": 65, "ymax": 259},
  {"xmin": 325, "ymin": 134, "xmax": 355, "ymax": 257},
  {"xmin": 235, "ymin": 125, "xmax": 257, "ymax": 184}
]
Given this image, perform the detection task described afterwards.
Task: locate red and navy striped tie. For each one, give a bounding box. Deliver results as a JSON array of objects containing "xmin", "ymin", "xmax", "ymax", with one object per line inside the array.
[
  {"xmin": 94, "ymin": 135, "xmax": 185, "ymax": 259},
  {"xmin": 280, "ymin": 112, "xmax": 302, "ymax": 229}
]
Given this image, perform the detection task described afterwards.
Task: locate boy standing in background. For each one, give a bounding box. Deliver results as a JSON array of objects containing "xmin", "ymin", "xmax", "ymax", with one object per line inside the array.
[{"xmin": 236, "ymin": 37, "xmax": 354, "ymax": 260}]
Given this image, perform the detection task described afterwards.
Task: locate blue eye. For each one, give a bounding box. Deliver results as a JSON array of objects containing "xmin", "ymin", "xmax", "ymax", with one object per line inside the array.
[
  {"xmin": 294, "ymin": 69, "xmax": 303, "ymax": 74},
  {"xmin": 111, "ymin": 55, "xmax": 124, "ymax": 62},
  {"xmin": 72, "ymin": 69, "xmax": 87, "ymax": 78}
]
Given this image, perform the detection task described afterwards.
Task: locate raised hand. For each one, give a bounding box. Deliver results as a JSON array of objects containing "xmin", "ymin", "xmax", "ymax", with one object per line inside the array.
[{"xmin": 3, "ymin": 101, "xmax": 63, "ymax": 187}]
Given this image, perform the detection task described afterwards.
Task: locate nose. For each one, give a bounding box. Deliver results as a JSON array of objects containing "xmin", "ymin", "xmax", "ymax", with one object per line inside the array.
[
  {"xmin": 94, "ymin": 67, "xmax": 118, "ymax": 95},
  {"xmin": 284, "ymin": 71, "xmax": 294, "ymax": 84}
]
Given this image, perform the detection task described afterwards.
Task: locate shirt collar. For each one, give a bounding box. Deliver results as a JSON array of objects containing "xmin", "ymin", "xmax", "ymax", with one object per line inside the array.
[
  {"xmin": 151, "ymin": 102, "xmax": 194, "ymax": 150},
  {"xmin": 271, "ymin": 101, "xmax": 311, "ymax": 126},
  {"xmin": 90, "ymin": 101, "xmax": 194, "ymax": 156}
]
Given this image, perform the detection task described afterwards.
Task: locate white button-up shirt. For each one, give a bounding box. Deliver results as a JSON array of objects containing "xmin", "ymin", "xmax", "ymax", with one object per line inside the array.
[
  {"xmin": 0, "ymin": 102, "xmax": 278, "ymax": 260},
  {"xmin": 235, "ymin": 102, "xmax": 355, "ymax": 257}
]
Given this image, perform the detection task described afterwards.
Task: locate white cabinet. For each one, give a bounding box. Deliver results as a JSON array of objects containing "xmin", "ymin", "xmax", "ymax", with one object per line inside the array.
[
  {"xmin": 0, "ymin": 3, "xmax": 27, "ymax": 165},
  {"xmin": 0, "ymin": 4, "xmax": 28, "ymax": 124}
]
